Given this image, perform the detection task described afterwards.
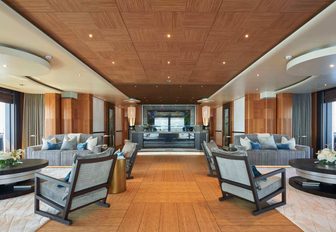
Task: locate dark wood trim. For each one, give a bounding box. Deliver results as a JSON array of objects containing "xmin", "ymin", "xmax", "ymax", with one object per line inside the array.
[{"xmin": 0, "ymin": 159, "xmax": 48, "ymax": 175}]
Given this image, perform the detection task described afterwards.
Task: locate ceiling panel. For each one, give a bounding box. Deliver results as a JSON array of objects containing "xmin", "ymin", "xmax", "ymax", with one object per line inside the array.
[{"xmin": 3, "ymin": 0, "xmax": 332, "ymax": 103}]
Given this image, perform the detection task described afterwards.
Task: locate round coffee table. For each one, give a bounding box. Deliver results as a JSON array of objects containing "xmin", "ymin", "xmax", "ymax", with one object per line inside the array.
[
  {"xmin": 0, "ymin": 159, "xmax": 48, "ymax": 199},
  {"xmin": 289, "ymin": 159, "xmax": 336, "ymax": 199}
]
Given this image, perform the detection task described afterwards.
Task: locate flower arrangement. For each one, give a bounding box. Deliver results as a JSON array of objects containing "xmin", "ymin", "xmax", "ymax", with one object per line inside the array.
[
  {"xmin": 317, "ymin": 148, "xmax": 336, "ymax": 165},
  {"xmin": 0, "ymin": 149, "xmax": 24, "ymax": 168}
]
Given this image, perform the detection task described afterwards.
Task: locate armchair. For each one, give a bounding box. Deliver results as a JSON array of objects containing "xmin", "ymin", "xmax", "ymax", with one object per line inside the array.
[
  {"xmin": 201, "ymin": 140, "xmax": 218, "ymax": 176},
  {"xmin": 212, "ymin": 149, "xmax": 286, "ymax": 215},
  {"xmin": 122, "ymin": 141, "xmax": 138, "ymax": 179},
  {"xmin": 34, "ymin": 148, "xmax": 116, "ymax": 225}
]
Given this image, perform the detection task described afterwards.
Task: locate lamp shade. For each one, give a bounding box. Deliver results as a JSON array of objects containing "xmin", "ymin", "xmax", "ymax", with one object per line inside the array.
[
  {"xmin": 127, "ymin": 106, "xmax": 136, "ymax": 127},
  {"xmin": 202, "ymin": 105, "xmax": 211, "ymax": 127}
]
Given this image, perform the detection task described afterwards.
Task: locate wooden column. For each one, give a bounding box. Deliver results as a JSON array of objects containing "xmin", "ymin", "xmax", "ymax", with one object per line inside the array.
[
  {"xmin": 276, "ymin": 93, "xmax": 293, "ymax": 136},
  {"xmin": 61, "ymin": 93, "xmax": 93, "ymax": 134},
  {"xmin": 74, "ymin": 94, "xmax": 93, "ymax": 133},
  {"xmin": 61, "ymin": 98, "xmax": 75, "ymax": 134},
  {"xmin": 196, "ymin": 104, "xmax": 203, "ymax": 125},
  {"xmin": 44, "ymin": 93, "xmax": 61, "ymax": 137},
  {"xmin": 245, "ymin": 94, "xmax": 276, "ymax": 134},
  {"xmin": 135, "ymin": 105, "xmax": 142, "ymax": 125}
]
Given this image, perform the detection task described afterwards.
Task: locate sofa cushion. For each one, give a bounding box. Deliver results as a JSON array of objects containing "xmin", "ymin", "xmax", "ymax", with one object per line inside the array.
[
  {"xmin": 276, "ymin": 143, "xmax": 290, "ymax": 150},
  {"xmin": 240, "ymin": 137, "xmax": 252, "ymax": 150},
  {"xmin": 86, "ymin": 137, "xmax": 98, "ymax": 151},
  {"xmin": 258, "ymin": 135, "xmax": 277, "ymax": 150},
  {"xmin": 250, "ymin": 142, "xmax": 261, "ymax": 150},
  {"xmin": 257, "ymin": 176, "xmax": 282, "ymax": 199},
  {"xmin": 31, "ymin": 150, "xmax": 61, "ymax": 166},
  {"xmin": 281, "ymin": 137, "xmax": 296, "ymax": 150}
]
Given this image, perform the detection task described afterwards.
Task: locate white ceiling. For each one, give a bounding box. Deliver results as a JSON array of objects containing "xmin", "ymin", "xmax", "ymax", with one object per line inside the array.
[
  {"xmin": 210, "ymin": 2, "xmax": 336, "ymax": 105},
  {"xmin": 0, "ymin": 2, "xmax": 127, "ymax": 104}
]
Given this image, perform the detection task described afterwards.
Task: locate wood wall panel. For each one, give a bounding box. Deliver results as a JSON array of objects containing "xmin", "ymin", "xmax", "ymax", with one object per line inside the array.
[
  {"xmin": 196, "ymin": 105, "xmax": 203, "ymax": 125},
  {"xmin": 61, "ymin": 98, "xmax": 74, "ymax": 134},
  {"xmin": 44, "ymin": 93, "xmax": 61, "ymax": 137},
  {"xmin": 245, "ymin": 94, "xmax": 276, "ymax": 134},
  {"xmin": 74, "ymin": 93, "xmax": 93, "ymax": 134},
  {"xmin": 276, "ymin": 93, "xmax": 293, "ymax": 136},
  {"xmin": 135, "ymin": 105, "xmax": 142, "ymax": 125}
]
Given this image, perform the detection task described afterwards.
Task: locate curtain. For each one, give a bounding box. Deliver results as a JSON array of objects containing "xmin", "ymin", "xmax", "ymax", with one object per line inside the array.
[
  {"xmin": 22, "ymin": 94, "xmax": 44, "ymax": 148},
  {"xmin": 292, "ymin": 94, "xmax": 311, "ymax": 146}
]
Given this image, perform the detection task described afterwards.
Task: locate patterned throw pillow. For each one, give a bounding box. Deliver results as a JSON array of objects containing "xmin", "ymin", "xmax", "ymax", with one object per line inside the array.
[
  {"xmin": 240, "ymin": 137, "xmax": 252, "ymax": 150},
  {"xmin": 281, "ymin": 137, "xmax": 296, "ymax": 150},
  {"xmin": 86, "ymin": 136, "xmax": 98, "ymax": 151},
  {"xmin": 42, "ymin": 137, "xmax": 57, "ymax": 150},
  {"xmin": 60, "ymin": 136, "xmax": 77, "ymax": 150},
  {"xmin": 77, "ymin": 142, "xmax": 87, "ymax": 151}
]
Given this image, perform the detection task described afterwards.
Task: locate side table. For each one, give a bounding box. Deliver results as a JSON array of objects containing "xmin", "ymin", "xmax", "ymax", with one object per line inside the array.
[{"xmin": 110, "ymin": 158, "xmax": 126, "ymax": 194}]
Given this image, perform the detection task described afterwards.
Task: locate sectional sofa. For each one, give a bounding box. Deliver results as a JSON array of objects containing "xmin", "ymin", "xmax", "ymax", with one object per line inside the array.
[
  {"xmin": 234, "ymin": 134, "xmax": 311, "ymax": 165},
  {"xmin": 26, "ymin": 134, "xmax": 104, "ymax": 166}
]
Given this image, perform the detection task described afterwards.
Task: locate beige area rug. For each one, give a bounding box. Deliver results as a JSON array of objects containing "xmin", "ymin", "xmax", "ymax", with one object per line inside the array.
[
  {"xmin": 0, "ymin": 167, "xmax": 70, "ymax": 232},
  {"xmin": 260, "ymin": 167, "xmax": 336, "ymax": 232},
  {"xmin": 0, "ymin": 167, "xmax": 335, "ymax": 232}
]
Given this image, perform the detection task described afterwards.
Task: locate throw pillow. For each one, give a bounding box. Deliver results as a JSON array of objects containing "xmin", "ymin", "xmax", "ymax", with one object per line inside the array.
[
  {"xmin": 42, "ymin": 137, "xmax": 56, "ymax": 150},
  {"xmin": 68, "ymin": 133, "xmax": 81, "ymax": 143},
  {"xmin": 77, "ymin": 142, "xmax": 87, "ymax": 151},
  {"xmin": 281, "ymin": 137, "xmax": 296, "ymax": 150},
  {"xmin": 240, "ymin": 137, "xmax": 252, "ymax": 150},
  {"xmin": 250, "ymin": 142, "xmax": 261, "ymax": 150},
  {"xmin": 47, "ymin": 141, "xmax": 61, "ymax": 150},
  {"xmin": 86, "ymin": 136, "xmax": 98, "ymax": 151},
  {"xmin": 61, "ymin": 136, "xmax": 77, "ymax": 150},
  {"xmin": 276, "ymin": 143, "xmax": 290, "ymax": 150},
  {"xmin": 258, "ymin": 135, "xmax": 277, "ymax": 150},
  {"xmin": 122, "ymin": 141, "xmax": 137, "ymax": 158},
  {"xmin": 251, "ymin": 165, "xmax": 262, "ymax": 177}
]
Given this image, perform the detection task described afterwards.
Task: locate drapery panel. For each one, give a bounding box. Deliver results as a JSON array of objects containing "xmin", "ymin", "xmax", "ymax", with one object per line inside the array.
[
  {"xmin": 292, "ymin": 94, "xmax": 312, "ymax": 146},
  {"xmin": 22, "ymin": 94, "xmax": 44, "ymax": 148}
]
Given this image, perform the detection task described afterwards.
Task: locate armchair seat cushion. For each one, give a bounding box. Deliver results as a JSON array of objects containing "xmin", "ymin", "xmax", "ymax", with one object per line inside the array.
[
  {"xmin": 257, "ymin": 176, "xmax": 282, "ymax": 199},
  {"xmin": 40, "ymin": 181, "xmax": 108, "ymax": 210}
]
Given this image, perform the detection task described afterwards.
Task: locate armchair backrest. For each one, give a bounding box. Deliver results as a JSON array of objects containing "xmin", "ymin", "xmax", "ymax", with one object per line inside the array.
[
  {"xmin": 202, "ymin": 140, "xmax": 218, "ymax": 158},
  {"xmin": 70, "ymin": 148, "xmax": 116, "ymax": 193},
  {"xmin": 212, "ymin": 149, "xmax": 257, "ymax": 202},
  {"xmin": 213, "ymin": 149, "xmax": 251, "ymax": 186}
]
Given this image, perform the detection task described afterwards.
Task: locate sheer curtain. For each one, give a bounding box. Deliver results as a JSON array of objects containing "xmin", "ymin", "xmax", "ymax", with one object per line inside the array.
[
  {"xmin": 292, "ymin": 94, "xmax": 311, "ymax": 146},
  {"xmin": 22, "ymin": 94, "xmax": 44, "ymax": 148}
]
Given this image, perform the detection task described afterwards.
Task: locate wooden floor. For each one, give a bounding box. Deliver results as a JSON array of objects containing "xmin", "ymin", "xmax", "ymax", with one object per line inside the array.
[{"xmin": 39, "ymin": 155, "xmax": 301, "ymax": 232}]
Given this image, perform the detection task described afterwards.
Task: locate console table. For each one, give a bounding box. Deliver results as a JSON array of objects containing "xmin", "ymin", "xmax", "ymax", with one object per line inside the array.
[
  {"xmin": 0, "ymin": 159, "xmax": 48, "ymax": 199},
  {"xmin": 289, "ymin": 159, "xmax": 336, "ymax": 199}
]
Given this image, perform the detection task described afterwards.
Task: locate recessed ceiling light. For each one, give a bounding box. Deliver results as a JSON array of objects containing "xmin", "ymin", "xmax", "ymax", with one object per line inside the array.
[
  {"xmin": 166, "ymin": 34, "xmax": 171, "ymax": 38},
  {"xmin": 134, "ymin": 85, "xmax": 137, "ymax": 88},
  {"xmin": 325, "ymin": 83, "xmax": 328, "ymax": 87},
  {"xmin": 89, "ymin": 34, "xmax": 93, "ymax": 38},
  {"xmin": 45, "ymin": 55, "xmax": 53, "ymax": 61},
  {"xmin": 330, "ymin": 64, "xmax": 335, "ymax": 68},
  {"xmin": 179, "ymin": 85, "xmax": 182, "ymax": 88},
  {"xmin": 167, "ymin": 76, "xmax": 170, "ymax": 79},
  {"xmin": 3, "ymin": 64, "xmax": 7, "ymax": 68},
  {"xmin": 201, "ymin": 85, "xmax": 204, "ymax": 88},
  {"xmin": 257, "ymin": 73, "xmax": 260, "ymax": 77},
  {"xmin": 222, "ymin": 61, "xmax": 226, "ymax": 65},
  {"xmin": 112, "ymin": 61, "xmax": 115, "ymax": 64},
  {"xmin": 78, "ymin": 73, "xmax": 81, "ymax": 77},
  {"xmin": 244, "ymin": 34, "xmax": 249, "ymax": 38},
  {"xmin": 167, "ymin": 61, "xmax": 170, "ymax": 64},
  {"xmin": 285, "ymin": 55, "xmax": 293, "ymax": 61},
  {"xmin": 256, "ymin": 88, "xmax": 259, "ymax": 91},
  {"xmin": 155, "ymin": 85, "xmax": 158, "ymax": 88}
]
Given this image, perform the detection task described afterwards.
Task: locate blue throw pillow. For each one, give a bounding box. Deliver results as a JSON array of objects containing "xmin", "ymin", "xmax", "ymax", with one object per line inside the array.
[
  {"xmin": 77, "ymin": 142, "xmax": 87, "ymax": 151},
  {"xmin": 116, "ymin": 151, "xmax": 125, "ymax": 157},
  {"xmin": 58, "ymin": 171, "xmax": 71, "ymax": 188},
  {"xmin": 276, "ymin": 143, "xmax": 290, "ymax": 150},
  {"xmin": 47, "ymin": 142, "xmax": 61, "ymax": 150},
  {"xmin": 250, "ymin": 142, "xmax": 261, "ymax": 150},
  {"xmin": 251, "ymin": 165, "xmax": 267, "ymax": 182}
]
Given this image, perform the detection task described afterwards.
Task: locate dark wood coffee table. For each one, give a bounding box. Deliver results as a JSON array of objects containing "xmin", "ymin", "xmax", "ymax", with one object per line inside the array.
[
  {"xmin": 289, "ymin": 159, "xmax": 336, "ymax": 199},
  {"xmin": 0, "ymin": 159, "xmax": 48, "ymax": 199}
]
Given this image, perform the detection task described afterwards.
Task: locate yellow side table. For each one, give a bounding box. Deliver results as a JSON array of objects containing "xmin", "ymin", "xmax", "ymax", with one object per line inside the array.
[{"xmin": 110, "ymin": 158, "xmax": 126, "ymax": 194}]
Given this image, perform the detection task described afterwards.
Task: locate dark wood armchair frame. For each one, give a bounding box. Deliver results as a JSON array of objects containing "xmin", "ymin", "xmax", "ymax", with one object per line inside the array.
[
  {"xmin": 212, "ymin": 151, "xmax": 286, "ymax": 215},
  {"xmin": 201, "ymin": 143, "xmax": 217, "ymax": 177},
  {"xmin": 35, "ymin": 154, "xmax": 117, "ymax": 225},
  {"xmin": 126, "ymin": 146, "xmax": 139, "ymax": 179}
]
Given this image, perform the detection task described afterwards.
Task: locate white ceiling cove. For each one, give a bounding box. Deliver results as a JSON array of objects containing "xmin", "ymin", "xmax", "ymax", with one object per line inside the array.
[
  {"xmin": 0, "ymin": 2, "xmax": 127, "ymax": 104},
  {"xmin": 210, "ymin": 2, "xmax": 336, "ymax": 105}
]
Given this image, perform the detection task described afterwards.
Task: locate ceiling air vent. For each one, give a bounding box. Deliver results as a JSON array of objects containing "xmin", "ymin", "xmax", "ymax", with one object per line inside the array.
[
  {"xmin": 260, "ymin": 91, "xmax": 276, "ymax": 99},
  {"xmin": 61, "ymin": 91, "xmax": 78, "ymax": 99}
]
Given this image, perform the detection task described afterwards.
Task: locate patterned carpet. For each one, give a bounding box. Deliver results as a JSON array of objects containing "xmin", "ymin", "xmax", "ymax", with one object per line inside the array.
[{"xmin": 0, "ymin": 167, "xmax": 335, "ymax": 232}]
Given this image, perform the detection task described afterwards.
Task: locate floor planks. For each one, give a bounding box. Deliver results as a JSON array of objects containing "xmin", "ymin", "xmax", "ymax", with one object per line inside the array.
[{"xmin": 39, "ymin": 155, "xmax": 301, "ymax": 232}]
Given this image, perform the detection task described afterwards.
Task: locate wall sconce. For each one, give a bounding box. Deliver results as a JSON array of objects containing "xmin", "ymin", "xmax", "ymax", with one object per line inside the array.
[
  {"xmin": 202, "ymin": 105, "xmax": 211, "ymax": 129},
  {"xmin": 127, "ymin": 106, "xmax": 136, "ymax": 130},
  {"xmin": 197, "ymin": 98, "xmax": 214, "ymax": 130}
]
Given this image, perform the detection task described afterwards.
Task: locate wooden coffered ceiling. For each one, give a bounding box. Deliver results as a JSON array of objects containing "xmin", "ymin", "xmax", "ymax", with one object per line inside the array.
[{"xmin": 4, "ymin": 0, "xmax": 332, "ymax": 103}]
